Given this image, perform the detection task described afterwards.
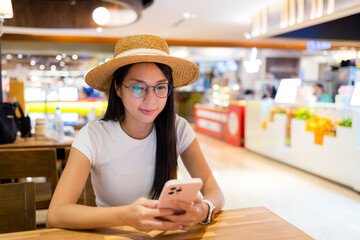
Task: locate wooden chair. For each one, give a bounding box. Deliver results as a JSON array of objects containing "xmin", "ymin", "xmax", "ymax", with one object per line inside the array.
[
  {"xmin": 0, "ymin": 147, "xmax": 58, "ymax": 210},
  {"xmin": 64, "ymin": 147, "xmax": 96, "ymax": 206},
  {"xmin": 0, "ymin": 182, "xmax": 36, "ymax": 233},
  {"xmin": 83, "ymin": 174, "xmax": 96, "ymax": 206}
]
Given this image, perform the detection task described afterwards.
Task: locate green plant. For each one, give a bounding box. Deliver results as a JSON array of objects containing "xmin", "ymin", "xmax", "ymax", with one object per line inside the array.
[
  {"xmin": 294, "ymin": 107, "xmax": 312, "ymax": 120},
  {"xmin": 339, "ymin": 117, "xmax": 352, "ymax": 128}
]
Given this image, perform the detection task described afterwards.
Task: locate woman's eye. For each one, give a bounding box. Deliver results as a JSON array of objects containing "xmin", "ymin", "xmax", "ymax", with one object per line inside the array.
[
  {"xmin": 133, "ymin": 85, "xmax": 145, "ymax": 91},
  {"xmin": 157, "ymin": 85, "xmax": 167, "ymax": 90}
]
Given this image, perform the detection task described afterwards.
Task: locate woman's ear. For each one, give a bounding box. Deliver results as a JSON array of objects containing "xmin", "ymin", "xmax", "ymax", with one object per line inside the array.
[{"xmin": 114, "ymin": 83, "xmax": 122, "ymax": 98}]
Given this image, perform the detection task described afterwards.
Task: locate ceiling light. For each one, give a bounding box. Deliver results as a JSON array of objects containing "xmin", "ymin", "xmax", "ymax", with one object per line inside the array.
[
  {"xmin": 17, "ymin": 54, "xmax": 23, "ymax": 59},
  {"xmin": 102, "ymin": 0, "xmax": 154, "ymax": 27},
  {"xmin": 30, "ymin": 60, "xmax": 36, "ymax": 66},
  {"xmin": 56, "ymin": 55, "xmax": 62, "ymax": 61},
  {"xmin": 72, "ymin": 54, "xmax": 78, "ymax": 60},
  {"xmin": 183, "ymin": 12, "xmax": 191, "ymax": 19},
  {"xmin": 92, "ymin": 7, "xmax": 111, "ymax": 25},
  {"xmin": 244, "ymin": 32, "xmax": 251, "ymax": 39},
  {"xmin": 39, "ymin": 64, "xmax": 45, "ymax": 70},
  {"xmin": 5, "ymin": 0, "xmax": 153, "ymax": 29},
  {"xmin": 96, "ymin": 27, "xmax": 103, "ymax": 33},
  {"xmin": 108, "ymin": 9, "xmax": 136, "ymax": 26},
  {"xmin": 243, "ymin": 47, "xmax": 262, "ymax": 73}
]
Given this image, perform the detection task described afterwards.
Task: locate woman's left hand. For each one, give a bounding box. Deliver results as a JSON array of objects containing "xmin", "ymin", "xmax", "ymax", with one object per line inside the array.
[{"xmin": 163, "ymin": 196, "xmax": 208, "ymax": 231}]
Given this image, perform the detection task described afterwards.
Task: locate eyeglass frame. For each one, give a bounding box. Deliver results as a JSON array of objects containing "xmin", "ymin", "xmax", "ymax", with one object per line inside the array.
[{"xmin": 121, "ymin": 82, "xmax": 173, "ymax": 98}]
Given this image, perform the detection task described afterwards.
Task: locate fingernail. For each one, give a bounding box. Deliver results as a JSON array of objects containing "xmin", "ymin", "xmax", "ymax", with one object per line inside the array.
[{"xmin": 176, "ymin": 225, "xmax": 183, "ymax": 230}]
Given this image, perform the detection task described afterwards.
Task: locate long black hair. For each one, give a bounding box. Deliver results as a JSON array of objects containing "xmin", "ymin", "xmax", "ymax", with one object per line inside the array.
[{"xmin": 102, "ymin": 63, "xmax": 178, "ymax": 199}]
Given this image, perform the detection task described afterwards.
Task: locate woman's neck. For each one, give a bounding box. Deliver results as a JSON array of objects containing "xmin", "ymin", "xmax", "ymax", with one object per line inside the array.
[{"xmin": 119, "ymin": 117, "xmax": 154, "ymax": 140}]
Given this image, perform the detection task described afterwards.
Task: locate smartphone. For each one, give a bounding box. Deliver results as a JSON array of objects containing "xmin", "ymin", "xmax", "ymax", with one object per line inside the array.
[{"xmin": 157, "ymin": 178, "xmax": 203, "ymax": 214}]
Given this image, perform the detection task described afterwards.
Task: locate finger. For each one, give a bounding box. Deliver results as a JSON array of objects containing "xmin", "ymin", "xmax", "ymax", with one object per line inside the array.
[
  {"xmin": 163, "ymin": 213, "xmax": 185, "ymax": 223},
  {"xmin": 139, "ymin": 198, "xmax": 158, "ymax": 209},
  {"xmin": 154, "ymin": 208, "xmax": 175, "ymax": 217},
  {"xmin": 137, "ymin": 206, "xmax": 175, "ymax": 221},
  {"xmin": 193, "ymin": 195, "xmax": 202, "ymax": 203},
  {"xmin": 163, "ymin": 211, "xmax": 198, "ymax": 224},
  {"xmin": 145, "ymin": 219, "xmax": 183, "ymax": 231},
  {"xmin": 172, "ymin": 200, "xmax": 196, "ymax": 213},
  {"xmin": 174, "ymin": 221, "xmax": 194, "ymax": 231},
  {"xmin": 140, "ymin": 208, "xmax": 175, "ymax": 221}
]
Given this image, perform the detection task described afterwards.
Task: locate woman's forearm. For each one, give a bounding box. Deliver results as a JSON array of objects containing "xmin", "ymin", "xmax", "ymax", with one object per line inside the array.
[
  {"xmin": 47, "ymin": 204, "xmax": 129, "ymax": 229},
  {"xmin": 203, "ymin": 189, "xmax": 225, "ymax": 215}
]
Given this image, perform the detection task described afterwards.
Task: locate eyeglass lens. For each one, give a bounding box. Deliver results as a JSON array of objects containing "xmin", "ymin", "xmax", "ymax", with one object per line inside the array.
[{"xmin": 129, "ymin": 82, "xmax": 171, "ymax": 98}]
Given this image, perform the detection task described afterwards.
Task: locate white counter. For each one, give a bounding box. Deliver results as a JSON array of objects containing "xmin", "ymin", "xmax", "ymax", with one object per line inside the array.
[{"xmin": 245, "ymin": 100, "xmax": 360, "ymax": 191}]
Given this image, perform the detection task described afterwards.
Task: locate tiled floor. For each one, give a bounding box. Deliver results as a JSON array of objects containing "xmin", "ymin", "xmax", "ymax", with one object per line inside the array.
[{"xmin": 178, "ymin": 131, "xmax": 360, "ymax": 240}]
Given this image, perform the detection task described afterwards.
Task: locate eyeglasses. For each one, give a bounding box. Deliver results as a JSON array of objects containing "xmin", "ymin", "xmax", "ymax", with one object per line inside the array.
[{"xmin": 122, "ymin": 82, "xmax": 172, "ymax": 98}]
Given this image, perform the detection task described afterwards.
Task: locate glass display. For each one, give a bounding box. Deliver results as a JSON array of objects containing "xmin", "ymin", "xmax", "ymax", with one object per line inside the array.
[
  {"xmin": 274, "ymin": 78, "xmax": 302, "ymax": 104},
  {"xmin": 350, "ymin": 82, "xmax": 360, "ymax": 107}
]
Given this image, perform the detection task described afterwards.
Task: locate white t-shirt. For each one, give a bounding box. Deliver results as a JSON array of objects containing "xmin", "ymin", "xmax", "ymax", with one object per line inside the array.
[{"xmin": 72, "ymin": 114, "xmax": 196, "ymax": 207}]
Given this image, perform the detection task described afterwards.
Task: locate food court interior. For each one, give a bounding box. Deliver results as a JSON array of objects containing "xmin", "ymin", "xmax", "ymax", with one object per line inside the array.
[{"xmin": 1, "ymin": 0, "xmax": 360, "ymax": 239}]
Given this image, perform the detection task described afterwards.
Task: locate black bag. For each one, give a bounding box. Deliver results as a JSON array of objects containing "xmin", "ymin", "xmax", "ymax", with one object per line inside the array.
[
  {"xmin": 0, "ymin": 102, "xmax": 32, "ymax": 144},
  {"xmin": 15, "ymin": 102, "xmax": 32, "ymax": 138}
]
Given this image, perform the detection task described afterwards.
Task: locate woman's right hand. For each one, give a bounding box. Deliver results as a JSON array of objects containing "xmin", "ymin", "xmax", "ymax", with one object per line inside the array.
[{"xmin": 124, "ymin": 197, "xmax": 182, "ymax": 232}]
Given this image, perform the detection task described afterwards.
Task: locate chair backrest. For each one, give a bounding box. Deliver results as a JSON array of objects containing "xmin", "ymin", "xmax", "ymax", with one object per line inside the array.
[
  {"xmin": 0, "ymin": 147, "xmax": 58, "ymax": 209},
  {"xmin": 84, "ymin": 174, "xmax": 96, "ymax": 206},
  {"xmin": 0, "ymin": 182, "xmax": 36, "ymax": 233}
]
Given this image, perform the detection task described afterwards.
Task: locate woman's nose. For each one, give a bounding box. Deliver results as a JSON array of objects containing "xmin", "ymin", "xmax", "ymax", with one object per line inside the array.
[{"xmin": 143, "ymin": 87, "xmax": 157, "ymax": 102}]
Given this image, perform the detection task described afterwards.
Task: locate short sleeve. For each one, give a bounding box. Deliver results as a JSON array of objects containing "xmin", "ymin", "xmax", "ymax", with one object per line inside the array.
[
  {"xmin": 176, "ymin": 115, "xmax": 196, "ymax": 155},
  {"xmin": 71, "ymin": 123, "xmax": 97, "ymax": 165}
]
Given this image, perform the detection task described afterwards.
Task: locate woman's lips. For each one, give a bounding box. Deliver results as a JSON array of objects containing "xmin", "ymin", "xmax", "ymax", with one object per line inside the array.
[{"xmin": 140, "ymin": 109, "xmax": 155, "ymax": 115}]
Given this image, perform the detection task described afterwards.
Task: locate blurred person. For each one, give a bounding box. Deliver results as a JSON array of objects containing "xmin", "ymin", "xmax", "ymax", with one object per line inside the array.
[{"xmin": 313, "ymin": 83, "xmax": 333, "ymax": 103}]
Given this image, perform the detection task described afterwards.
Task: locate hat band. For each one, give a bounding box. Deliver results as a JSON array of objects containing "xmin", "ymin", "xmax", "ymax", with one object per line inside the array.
[{"xmin": 115, "ymin": 48, "xmax": 168, "ymax": 58}]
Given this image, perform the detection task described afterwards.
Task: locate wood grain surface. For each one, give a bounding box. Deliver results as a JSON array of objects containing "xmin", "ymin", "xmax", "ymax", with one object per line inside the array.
[
  {"xmin": 0, "ymin": 136, "xmax": 73, "ymax": 149},
  {"xmin": 0, "ymin": 207, "xmax": 313, "ymax": 239}
]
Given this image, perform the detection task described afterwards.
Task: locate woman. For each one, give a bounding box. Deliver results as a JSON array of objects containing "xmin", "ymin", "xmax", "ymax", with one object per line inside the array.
[{"xmin": 46, "ymin": 35, "xmax": 225, "ymax": 232}]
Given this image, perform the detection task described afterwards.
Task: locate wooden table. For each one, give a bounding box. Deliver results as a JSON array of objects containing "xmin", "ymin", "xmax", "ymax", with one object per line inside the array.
[
  {"xmin": 0, "ymin": 207, "xmax": 313, "ymax": 239},
  {"xmin": 0, "ymin": 136, "xmax": 73, "ymax": 149}
]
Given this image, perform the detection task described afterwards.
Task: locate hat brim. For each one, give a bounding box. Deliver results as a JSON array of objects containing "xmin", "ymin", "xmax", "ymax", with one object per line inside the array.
[{"xmin": 85, "ymin": 55, "xmax": 200, "ymax": 92}]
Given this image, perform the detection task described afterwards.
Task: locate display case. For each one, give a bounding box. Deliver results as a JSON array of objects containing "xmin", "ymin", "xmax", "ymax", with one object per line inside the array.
[
  {"xmin": 245, "ymin": 99, "xmax": 360, "ymax": 191},
  {"xmin": 194, "ymin": 101, "xmax": 245, "ymax": 147}
]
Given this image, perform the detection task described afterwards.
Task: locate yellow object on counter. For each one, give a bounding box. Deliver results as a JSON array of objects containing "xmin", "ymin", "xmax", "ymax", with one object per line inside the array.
[{"xmin": 26, "ymin": 101, "xmax": 108, "ymax": 117}]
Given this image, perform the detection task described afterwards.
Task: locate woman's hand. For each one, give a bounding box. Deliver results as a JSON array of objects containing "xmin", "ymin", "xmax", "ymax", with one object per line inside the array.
[
  {"xmin": 163, "ymin": 196, "xmax": 208, "ymax": 231},
  {"xmin": 124, "ymin": 197, "xmax": 183, "ymax": 232}
]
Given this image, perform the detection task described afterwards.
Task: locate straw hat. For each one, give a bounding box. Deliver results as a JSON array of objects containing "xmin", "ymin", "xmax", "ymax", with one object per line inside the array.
[{"xmin": 85, "ymin": 34, "xmax": 200, "ymax": 92}]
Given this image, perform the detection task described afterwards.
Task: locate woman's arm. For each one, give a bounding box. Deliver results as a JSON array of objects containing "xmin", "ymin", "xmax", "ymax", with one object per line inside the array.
[
  {"xmin": 164, "ymin": 138, "xmax": 225, "ymax": 230},
  {"xmin": 46, "ymin": 147, "xmax": 179, "ymax": 231},
  {"xmin": 180, "ymin": 138, "xmax": 225, "ymax": 214}
]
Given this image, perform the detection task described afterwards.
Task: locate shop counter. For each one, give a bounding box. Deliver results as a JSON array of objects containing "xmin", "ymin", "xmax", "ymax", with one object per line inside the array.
[
  {"xmin": 194, "ymin": 102, "xmax": 245, "ymax": 146},
  {"xmin": 245, "ymin": 100, "xmax": 360, "ymax": 191}
]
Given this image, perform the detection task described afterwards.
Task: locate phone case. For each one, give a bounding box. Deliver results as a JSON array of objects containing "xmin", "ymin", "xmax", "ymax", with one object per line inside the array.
[{"xmin": 157, "ymin": 178, "xmax": 203, "ymax": 213}]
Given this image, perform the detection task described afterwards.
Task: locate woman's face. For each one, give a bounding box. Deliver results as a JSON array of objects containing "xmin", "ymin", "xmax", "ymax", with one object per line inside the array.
[{"xmin": 115, "ymin": 63, "xmax": 169, "ymax": 127}]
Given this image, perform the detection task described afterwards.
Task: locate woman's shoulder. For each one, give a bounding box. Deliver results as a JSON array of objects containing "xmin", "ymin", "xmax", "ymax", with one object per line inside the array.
[
  {"xmin": 175, "ymin": 114, "xmax": 187, "ymax": 124},
  {"xmin": 175, "ymin": 114, "xmax": 193, "ymax": 132}
]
